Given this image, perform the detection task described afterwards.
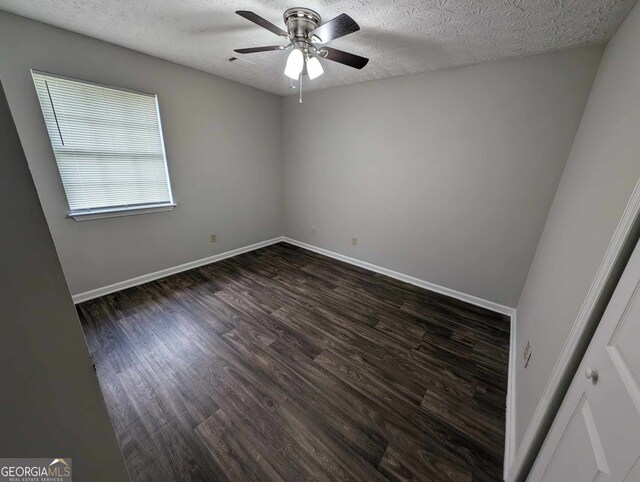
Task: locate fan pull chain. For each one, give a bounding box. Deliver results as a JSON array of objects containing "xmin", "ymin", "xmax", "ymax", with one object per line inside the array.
[{"xmin": 299, "ymin": 73, "xmax": 303, "ymax": 103}]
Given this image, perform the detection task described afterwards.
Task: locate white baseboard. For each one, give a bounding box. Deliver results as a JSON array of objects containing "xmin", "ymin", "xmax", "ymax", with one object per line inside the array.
[
  {"xmin": 71, "ymin": 237, "xmax": 284, "ymax": 304},
  {"xmin": 73, "ymin": 235, "xmax": 517, "ymax": 317},
  {"xmin": 504, "ymin": 311, "xmax": 518, "ymax": 479},
  {"xmin": 282, "ymin": 237, "xmax": 516, "ymax": 317},
  {"xmin": 74, "ymin": 233, "xmax": 517, "ymax": 316}
]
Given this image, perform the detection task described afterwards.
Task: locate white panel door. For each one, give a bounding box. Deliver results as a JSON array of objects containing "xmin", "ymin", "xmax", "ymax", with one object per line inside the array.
[{"xmin": 528, "ymin": 237, "xmax": 640, "ymax": 482}]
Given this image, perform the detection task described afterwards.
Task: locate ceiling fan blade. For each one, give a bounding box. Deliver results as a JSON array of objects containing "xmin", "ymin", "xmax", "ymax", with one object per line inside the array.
[
  {"xmin": 234, "ymin": 45, "xmax": 285, "ymax": 54},
  {"xmin": 319, "ymin": 47, "xmax": 369, "ymax": 69},
  {"xmin": 311, "ymin": 13, "xmax": 360, "ymax": 43},
  {"xmin": 235, "ymin": 11, "xmax": 289, "ymax": 38}
]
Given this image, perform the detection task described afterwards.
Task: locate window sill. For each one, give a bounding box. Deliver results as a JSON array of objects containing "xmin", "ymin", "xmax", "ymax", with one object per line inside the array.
[{"xmin": 68, "ymin": 203, "xmax": 176, "ymax": 221}]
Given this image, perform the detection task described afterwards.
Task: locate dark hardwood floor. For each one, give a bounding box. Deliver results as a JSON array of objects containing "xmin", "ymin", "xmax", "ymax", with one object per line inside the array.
[{"xmin": 78, "ymin": 242, "xmax": 510, "ymax": 482}]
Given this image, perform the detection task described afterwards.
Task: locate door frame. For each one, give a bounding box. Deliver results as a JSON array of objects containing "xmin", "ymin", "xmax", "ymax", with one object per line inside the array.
[{"xmin": 505, "ymin": 177, "xmax": 640, "ymax": 482}]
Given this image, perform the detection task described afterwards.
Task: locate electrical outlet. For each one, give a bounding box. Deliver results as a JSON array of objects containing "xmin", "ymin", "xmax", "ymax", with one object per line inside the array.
[
  {"xmin": 523, "ymin": 341, "xmax": 532, "ymax": 368},
  {"xmin": 311, "ymin": 226, "xmax": 316, "ymax": 234},
  {"xmin": 210, "ymin": 233, "xmax": 217, "ymax": 243},
  {"xmin": 352, "ymin": 236, "xmax": 358, "ymax": 246}
]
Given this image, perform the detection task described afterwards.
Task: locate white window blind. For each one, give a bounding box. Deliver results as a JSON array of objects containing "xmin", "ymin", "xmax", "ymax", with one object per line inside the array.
[{"xmin": 32, "ymin": 71, "xmax": 174, "ymax": 219}]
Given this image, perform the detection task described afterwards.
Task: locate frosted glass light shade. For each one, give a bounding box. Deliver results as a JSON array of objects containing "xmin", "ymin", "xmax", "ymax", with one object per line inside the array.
[
  {"xmin": 307, "ymin": 56, "xmax": 324, "ymax": 80},
  {"xmin": 284, "ymin": 49, "xmax": 304, "ymax": 80}
]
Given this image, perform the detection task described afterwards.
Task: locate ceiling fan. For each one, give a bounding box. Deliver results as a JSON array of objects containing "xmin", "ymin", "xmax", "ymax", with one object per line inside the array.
[{"xmin": 234, "ymin": 8, "xmax": 369, "ymax": 101}]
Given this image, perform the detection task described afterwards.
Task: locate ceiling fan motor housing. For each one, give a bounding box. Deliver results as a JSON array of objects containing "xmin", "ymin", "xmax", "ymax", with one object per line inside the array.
[{"xmin": 284, "ymin": 8, "xmax": 322, "ymax": 43}]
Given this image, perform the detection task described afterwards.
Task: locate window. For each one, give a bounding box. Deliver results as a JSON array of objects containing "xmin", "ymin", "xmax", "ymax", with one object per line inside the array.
[{"xmin": 32, "ymin": 71, "xmax": 175, "ymax": 220}]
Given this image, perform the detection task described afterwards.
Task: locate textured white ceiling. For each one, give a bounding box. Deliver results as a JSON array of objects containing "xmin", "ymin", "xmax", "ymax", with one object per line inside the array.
[{"xmin": 0, "ymin": 0, "xmax": 635, "ymax": 95}]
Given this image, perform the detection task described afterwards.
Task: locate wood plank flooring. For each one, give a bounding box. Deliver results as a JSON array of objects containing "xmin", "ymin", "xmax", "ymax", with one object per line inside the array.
[{"xmin": 78, "ymin": 242, "xmax": 510, "ymax": 481}]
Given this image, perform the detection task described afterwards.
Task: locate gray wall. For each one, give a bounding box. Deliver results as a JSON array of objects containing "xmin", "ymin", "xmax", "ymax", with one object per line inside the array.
[
  {"xmin": 282, "ymin": 48, "xmax": 602, "ymax": 307},
  {"xmin": 0, "ymin": 11, "xmax": 282, "ymax": 296},
  {"xmin": 515, "ymin": 2, "xmax": 640, "ymax": 446},
  {"xmin": 0, "ymin": 81, "xmax": 129, "ymax": 480}
]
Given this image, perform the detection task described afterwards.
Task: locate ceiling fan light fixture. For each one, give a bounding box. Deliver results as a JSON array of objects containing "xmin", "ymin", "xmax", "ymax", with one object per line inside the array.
[
  {"xmin": 306, "ymin": 56, "xmax": 324, "ymax": 79},
  {"xmin": 234, "ymin": 9, "xmax": 368, "ymax": 99},
  {"xmin": 284, "ymin": 48, "xmax": 304, "ymax": 79}
]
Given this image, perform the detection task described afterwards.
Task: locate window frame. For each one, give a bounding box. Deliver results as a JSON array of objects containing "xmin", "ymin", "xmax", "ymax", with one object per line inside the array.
[{"xmin": 31, "ymin": 70, "xmax": 176, "ymax": 221}]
